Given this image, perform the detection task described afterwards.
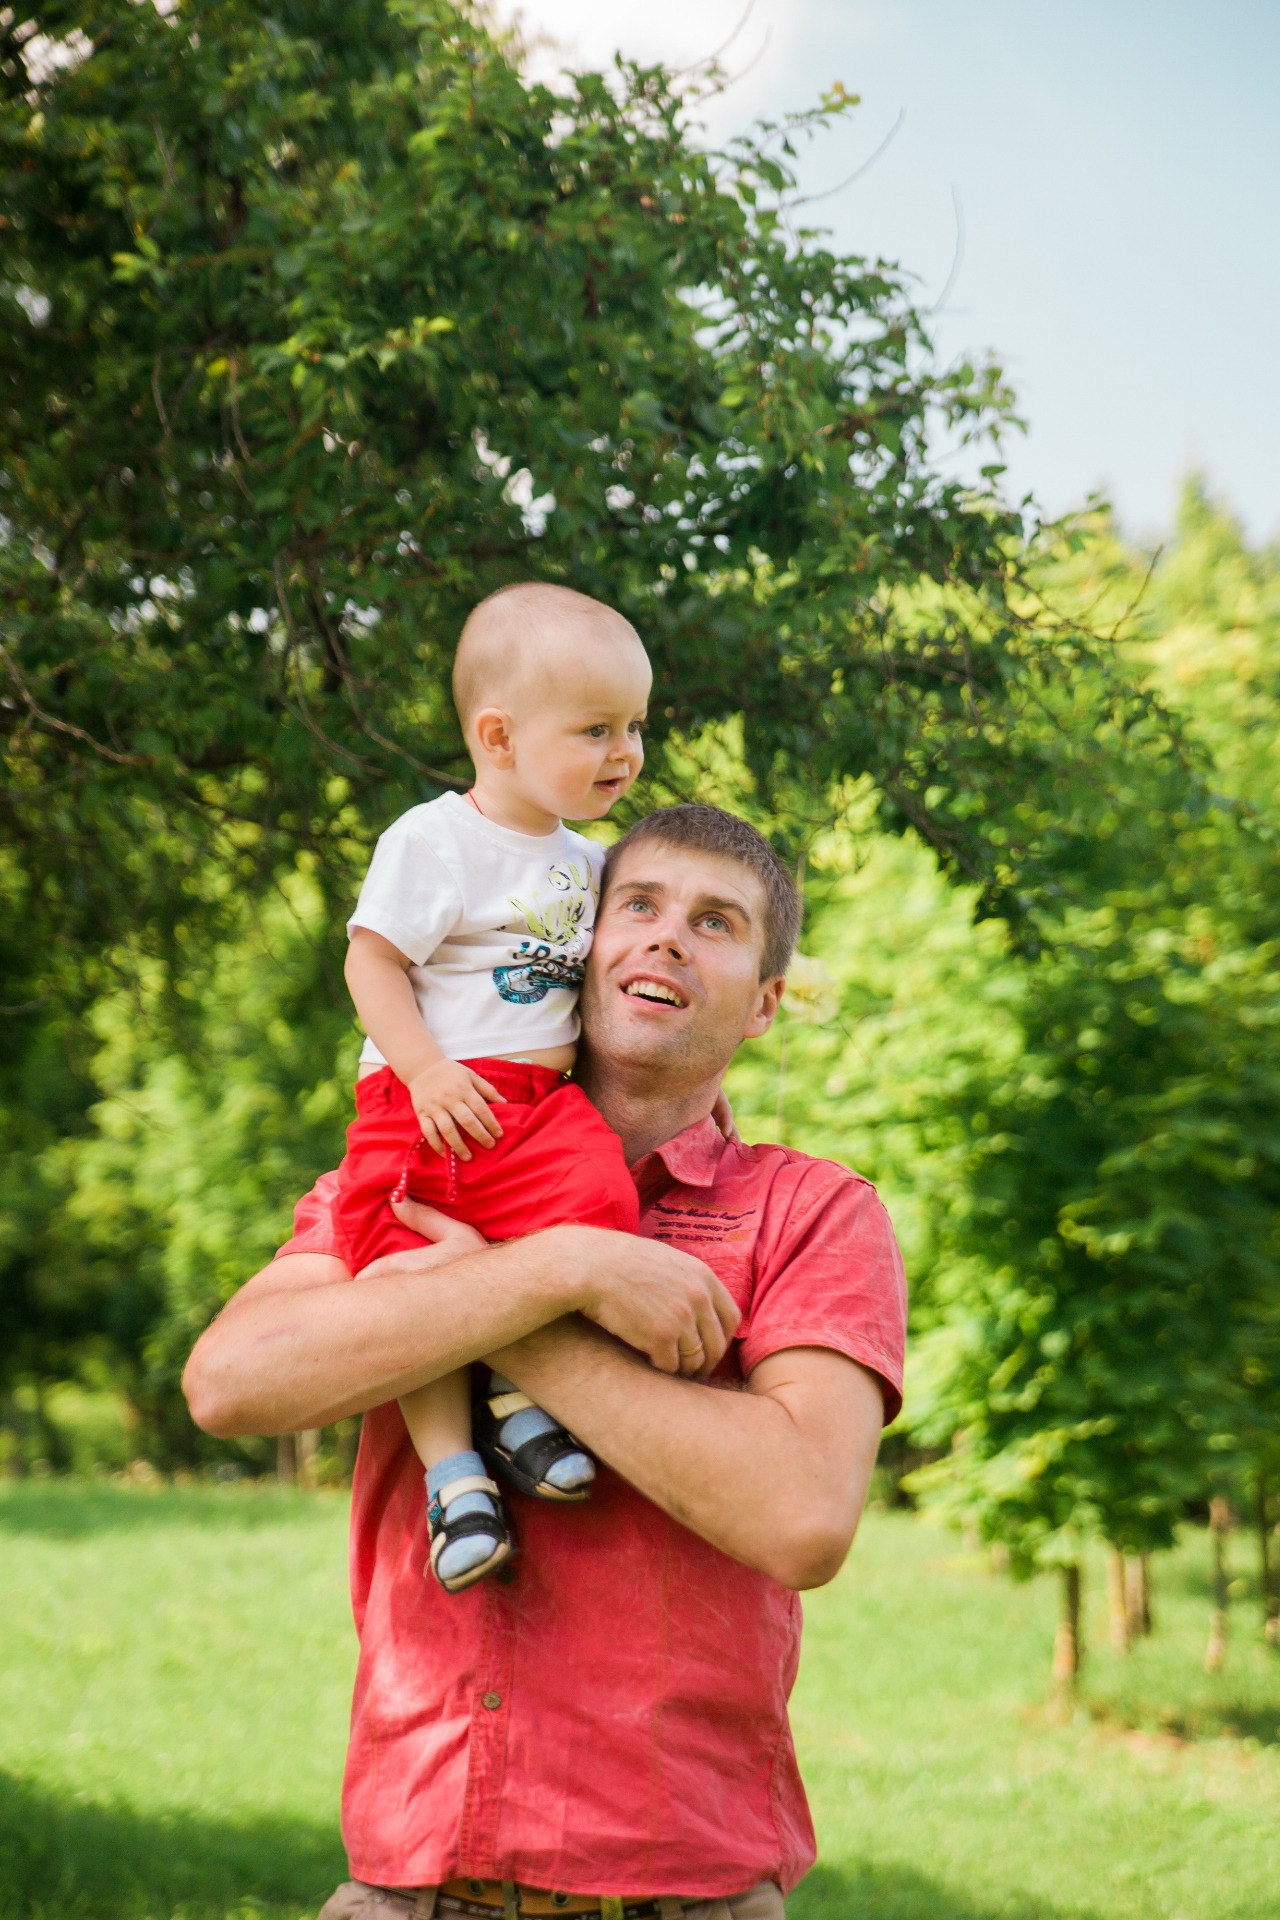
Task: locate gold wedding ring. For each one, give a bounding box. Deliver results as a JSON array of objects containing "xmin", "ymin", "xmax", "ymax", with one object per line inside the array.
[{"xmin": 678, "ymin": 1341, "xmax": 705, "ymax": 1358}]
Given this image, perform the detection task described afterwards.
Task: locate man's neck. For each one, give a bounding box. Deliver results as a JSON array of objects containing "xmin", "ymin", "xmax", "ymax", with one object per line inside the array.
[{"xmin": 576, "ymin": 1055, "xmax": 723, "ymax": 1166}]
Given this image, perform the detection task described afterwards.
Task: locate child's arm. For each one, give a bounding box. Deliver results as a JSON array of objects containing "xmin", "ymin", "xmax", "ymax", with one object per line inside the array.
[{"xmin": 345, "ymin": 927, "xmax": 503, "ymax": 1160}]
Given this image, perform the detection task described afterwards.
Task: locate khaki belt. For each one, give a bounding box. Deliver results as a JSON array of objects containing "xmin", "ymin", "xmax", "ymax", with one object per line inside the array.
[{"xmin": 437, "ymin": 1881, "xmax": 689, "ymax": 1920}]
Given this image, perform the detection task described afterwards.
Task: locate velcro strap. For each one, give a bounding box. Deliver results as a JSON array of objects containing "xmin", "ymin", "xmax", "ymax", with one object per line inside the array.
[
  {"xmin": 508, "ymin": 1428, "xmax": 583, "ymax": 1488},
  {"xmin": 438, "ymin": 1474, "xmax": 499, "ymax": 1506},
  {"xmin": 488, "ymin": 1391, "xmax": 535, "ymax": 1420},
  {"xmin": 429, "ymin": 1510, "xmax": 504, "ymax": 1569}
]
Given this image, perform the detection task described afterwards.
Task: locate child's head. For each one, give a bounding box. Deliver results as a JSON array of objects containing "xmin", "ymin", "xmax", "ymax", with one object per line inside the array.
[{"xmin": 453, "ymin": 583, "xmax": 651, "ymax": 824}]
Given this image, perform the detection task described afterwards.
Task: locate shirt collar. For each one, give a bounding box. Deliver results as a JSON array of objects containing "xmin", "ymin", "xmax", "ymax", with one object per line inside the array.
[{"xmin": 631, "ymin": 1113, "xmax": 726, "ymax": 1193}]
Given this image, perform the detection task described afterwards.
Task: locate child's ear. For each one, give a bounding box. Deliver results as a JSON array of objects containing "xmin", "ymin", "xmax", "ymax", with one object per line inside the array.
[{"xmin": 472, "ymin": 708, "xmax": 516, "ymax": 768}]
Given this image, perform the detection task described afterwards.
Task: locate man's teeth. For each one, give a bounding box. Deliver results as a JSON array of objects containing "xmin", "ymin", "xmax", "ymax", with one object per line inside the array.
[{"xmin": 624, "ymin": 981, "xmax": 683, "ymax": 1005}]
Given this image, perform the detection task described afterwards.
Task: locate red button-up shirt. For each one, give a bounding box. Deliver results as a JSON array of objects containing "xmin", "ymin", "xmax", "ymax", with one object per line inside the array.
[{"xmin": 278, "ymin": 1118, "xmax": 906, "ymax": 1898}]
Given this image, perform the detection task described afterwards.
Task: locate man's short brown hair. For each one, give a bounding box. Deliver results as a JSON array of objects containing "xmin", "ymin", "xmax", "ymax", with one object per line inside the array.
[{"xmin": 602, "ymin": 805, "xmax": 801, "ymax": 981}]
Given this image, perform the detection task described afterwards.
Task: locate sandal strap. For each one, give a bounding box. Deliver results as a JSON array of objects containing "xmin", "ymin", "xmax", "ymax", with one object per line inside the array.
[
  {"xmin": 436, "ymin": 1474, "xmax": 500, "ymax": 1507},
  {"xmin": 488, "ymin": 1390, "xmax": 536, "ymax": 1420},
  {"xmin": 429, "ymin": 1508, "xmax": 507, "ymax": 1570},
  {"xmin": 506, "ymin": 1428, "xmax": 584, "ymax": 1488}
]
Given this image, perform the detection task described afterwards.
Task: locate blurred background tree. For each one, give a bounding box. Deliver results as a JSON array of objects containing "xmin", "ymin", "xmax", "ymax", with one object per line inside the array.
[
  {"xmin": 726, "ymin": 480, "xmax": 1280, "ymax": 1681},
  {"xmin": 1, "ymin": 0, "xmax": 1164, "ymax": 1468}
]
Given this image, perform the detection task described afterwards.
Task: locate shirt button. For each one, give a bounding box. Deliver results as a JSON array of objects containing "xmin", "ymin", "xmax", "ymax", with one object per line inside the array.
[{"xmin": 482, "ymin": 1690, "xmax": 502, "ymax": 1710}]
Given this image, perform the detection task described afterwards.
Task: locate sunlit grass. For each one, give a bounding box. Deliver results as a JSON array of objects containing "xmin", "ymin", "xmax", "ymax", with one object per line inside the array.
[
  {"xmin": 0, "ymin": 1481, "xmax": 353, "ymax": 1919},
  {"xmin": 791, "ymin": 1512, "xmax": 1280, "ymax": 1920},
  {"xmin": 2, "ymin": 1485, "xmax": 1278, "ymax": 1919}
]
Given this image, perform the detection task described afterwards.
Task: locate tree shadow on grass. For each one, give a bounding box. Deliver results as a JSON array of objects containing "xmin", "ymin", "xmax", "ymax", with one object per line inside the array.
[
  {"xmin": 0, "ymin": 1482, "xmax": 346, "ymax": 1540},
  {"xmin": 0, "ymin": 1770, "xmax": 346, "ymax": 1920},
  {"xmin": 788, "ymin": 1861, "xmax": 1104, "ymax": 1920},
  {"xmin": 1089, "ymin": 1697, "xmax": 1280, "ymax": 1748}
]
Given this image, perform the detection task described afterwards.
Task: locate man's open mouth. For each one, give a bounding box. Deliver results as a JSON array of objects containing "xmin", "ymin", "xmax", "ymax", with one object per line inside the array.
[{"xmin": 622, "ymin": 979, "xmax": 687, "ymax": 1007}]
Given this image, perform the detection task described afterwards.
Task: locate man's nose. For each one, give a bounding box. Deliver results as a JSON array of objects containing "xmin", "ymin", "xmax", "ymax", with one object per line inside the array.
[{"xmin": 645, "ymin": 913, "xmax": 690, "ymax": 960}]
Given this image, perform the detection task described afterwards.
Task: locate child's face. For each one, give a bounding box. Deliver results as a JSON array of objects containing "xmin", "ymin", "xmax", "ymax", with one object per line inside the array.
[
  {"xmin": 514, "ymin": 647, "xmax": 650, "ymax": 822},
  {"xmin": 481, "ymin": 641, "xmax": 650, "ymax": 824}
]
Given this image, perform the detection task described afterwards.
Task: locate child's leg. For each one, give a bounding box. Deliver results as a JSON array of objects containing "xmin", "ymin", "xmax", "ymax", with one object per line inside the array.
[
  {"xmin": 399, "ymin": 1369, "xmax": 513, "ymax": 1593},
  {"xmin": 399, "ymin": 1366, "xmax": 473, "ymax": 1469}
]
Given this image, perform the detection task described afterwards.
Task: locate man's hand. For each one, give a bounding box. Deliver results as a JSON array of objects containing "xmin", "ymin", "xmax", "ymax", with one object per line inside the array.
[
  {"xmin": 407, "ymin": 1058, "xmax": 504, "ymax": 1161},
  {"xmin": 571, "ymin": 1228, "xmax": 739, "ymax": 1378},
  {"xmin": 389, "ymin": 1200, "xmax": 739, "ymax": 1379}
]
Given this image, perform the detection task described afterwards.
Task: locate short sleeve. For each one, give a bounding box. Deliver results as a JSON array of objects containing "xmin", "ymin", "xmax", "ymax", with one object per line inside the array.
[
  {"xmin": 739, "ymin": 1166, "xmax": 907, "ymax": 1424},
  {"xmin": 275, "ymin": 1169, "xmax": 352, "ymax": 1267},
  {"xmin": 347, "ymin": 814, "xmax": 464, "ymax": 964}
]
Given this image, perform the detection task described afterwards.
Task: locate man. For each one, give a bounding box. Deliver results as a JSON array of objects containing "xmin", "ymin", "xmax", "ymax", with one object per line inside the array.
[{"xmin": 184, "ymin": 804, "xmax": 906, "ymax": 1920}]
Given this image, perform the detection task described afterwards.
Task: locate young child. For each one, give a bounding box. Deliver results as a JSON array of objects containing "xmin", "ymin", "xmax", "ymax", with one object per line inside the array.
[{"xmin": 335, "ymin": 582, "xmax": 651, "ymax": 1593}]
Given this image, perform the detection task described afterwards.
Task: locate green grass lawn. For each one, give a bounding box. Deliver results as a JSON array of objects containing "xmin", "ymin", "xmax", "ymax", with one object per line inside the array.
[{"xmin": 2, "ymin": 1484, "xmax": 1278, "ymax": 1920}]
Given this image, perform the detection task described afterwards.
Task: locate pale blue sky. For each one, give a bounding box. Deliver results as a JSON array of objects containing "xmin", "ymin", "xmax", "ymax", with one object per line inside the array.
[{"xmin": 511, "ymin": 0, "xmax": 1280, "ymax": 543}]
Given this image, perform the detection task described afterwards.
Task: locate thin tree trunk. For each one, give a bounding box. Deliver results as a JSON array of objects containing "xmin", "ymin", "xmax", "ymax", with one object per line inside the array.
[
  {"xmin": 1124, "ymin": 1552, "xmax": 1152, "ymax": 1638},
  {"xmin": 1258, "ymin": 1479, "xmax": 1278, "ymax": 1648},
  {"xmin": 277, "ymin": 1432, "xmax": 297, "ymax": 1484},
  {"xmin": 1106, "ymin": 1546, "xmax": 1129, "ymax": 1654},
  {"xmin": 1205, "ymin": 1495, "xmax": 1230, "ymax": 1672},
  {"xmin": 296, "ymin": 1427, "xmax": 320, "ymax": 1490},
  {"xmin": 1051, "ymin": 1563, "xmax": 1082, "ymax": 1698}
]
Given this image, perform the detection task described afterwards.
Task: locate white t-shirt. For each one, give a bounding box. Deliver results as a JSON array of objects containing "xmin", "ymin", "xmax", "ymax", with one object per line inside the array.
[{"xmin": 347, "ymin": 791, "xmax": 605, "ymax": 1065}]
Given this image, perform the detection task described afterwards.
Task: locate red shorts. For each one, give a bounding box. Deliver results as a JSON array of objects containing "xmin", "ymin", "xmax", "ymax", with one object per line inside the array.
[{"xmin": 333, "ymin": 1059, "xmax": 639, "ymax": 1276}]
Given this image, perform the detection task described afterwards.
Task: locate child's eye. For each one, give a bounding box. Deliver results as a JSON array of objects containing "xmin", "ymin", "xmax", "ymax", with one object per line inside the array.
[
  {"xmin": 586, "ymin": 724, "xmax": 608, "ymax": 737},
  {"xmin": 628, "ymin": 720, "xmax": 645, "ymax": 735}
]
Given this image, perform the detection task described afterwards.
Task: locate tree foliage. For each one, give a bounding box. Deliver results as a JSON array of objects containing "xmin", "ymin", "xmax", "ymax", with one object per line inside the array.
[
  {"xmin": 727, "ymin": 483, "xmax": 1280, "ymax": 1603},
  {"xmin": 2, "ymin": 0, "xmax": 1178, "ymax": 1007}
]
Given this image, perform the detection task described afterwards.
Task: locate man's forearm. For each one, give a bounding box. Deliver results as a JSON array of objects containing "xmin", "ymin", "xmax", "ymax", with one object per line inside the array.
[
  {"xmin": 490, "ymin": 1320, "xmax": 884, "ymax": 1590},
  {"xmin": 184, "ymin": 1237, "xmax": 582, "ymax": 1437}
]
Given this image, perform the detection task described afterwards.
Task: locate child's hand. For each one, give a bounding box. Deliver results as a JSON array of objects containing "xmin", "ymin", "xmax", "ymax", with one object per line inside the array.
[{"xmin": 408, "ymin": 1060, "xmax": 504, "ymax": 1162}]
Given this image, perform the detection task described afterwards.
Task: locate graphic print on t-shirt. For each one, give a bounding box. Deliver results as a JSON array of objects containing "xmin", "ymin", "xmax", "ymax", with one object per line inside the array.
[{"xmin": 493, "ymin": 858, "xmax": 597, "ymax": 1005}]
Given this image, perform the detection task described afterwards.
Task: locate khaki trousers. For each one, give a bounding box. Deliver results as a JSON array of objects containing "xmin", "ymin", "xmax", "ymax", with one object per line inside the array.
[{"xmin": 318, "ymin": 1880, "xmax": 784, "ymax": 1920}]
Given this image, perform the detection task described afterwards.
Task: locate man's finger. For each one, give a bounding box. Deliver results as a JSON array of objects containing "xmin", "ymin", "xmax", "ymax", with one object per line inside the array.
[
  {"xmin": 690, "ymin": 1294, "xmax": 728, "ymax": 1374},
  {"xmin": 389, "ymin": 1198, "xmax": 485, "ymax": 1246},
  {"xmin": 677, "ymin": 1338, "xmax": 706, "ymax": 1379},
  {"xmin": 651, "ymin": 1338, "xmax": 681, "ymax": 1376},
  {"xmin": 711, "ymin": 1275, "xmax": 741, "ymax": 1340}
]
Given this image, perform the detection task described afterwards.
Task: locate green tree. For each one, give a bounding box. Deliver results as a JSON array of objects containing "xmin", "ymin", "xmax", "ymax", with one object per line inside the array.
[
  {"xmin": 48, "ymin": 874, "xmax": 359, "ymax": 1466},
  {"xmin": 725, "ymin": 493, "xmax": 1280, "ymax": 1681},
  {"xmin": 2, "ymin": 0, "xmax": 1177, "ymax": 1012}
]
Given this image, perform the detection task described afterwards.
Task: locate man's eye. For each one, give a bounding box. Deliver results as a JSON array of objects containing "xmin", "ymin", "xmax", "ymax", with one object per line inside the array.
[
  {"xmin": 702, "ymin": 915, "xmax": 728, "ymax": 932},
  {"xmin": 623, "ymin": 896, "xmax": 651, "ymax": 913}
]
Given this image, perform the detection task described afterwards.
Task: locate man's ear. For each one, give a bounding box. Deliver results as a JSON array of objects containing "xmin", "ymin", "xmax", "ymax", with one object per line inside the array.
[
  {"xmin": 742, "ymin": 975, "xmax": 785, "ymax": 1041},
  {"xmin": 472, "ymin": 707, "xmax": 516, "ymax": 768}
]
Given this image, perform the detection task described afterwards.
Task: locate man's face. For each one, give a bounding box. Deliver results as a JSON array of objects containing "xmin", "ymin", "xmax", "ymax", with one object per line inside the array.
[{"xmin": 579, "ymin": 842, "xmax": 785, "ymax": 1086}]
